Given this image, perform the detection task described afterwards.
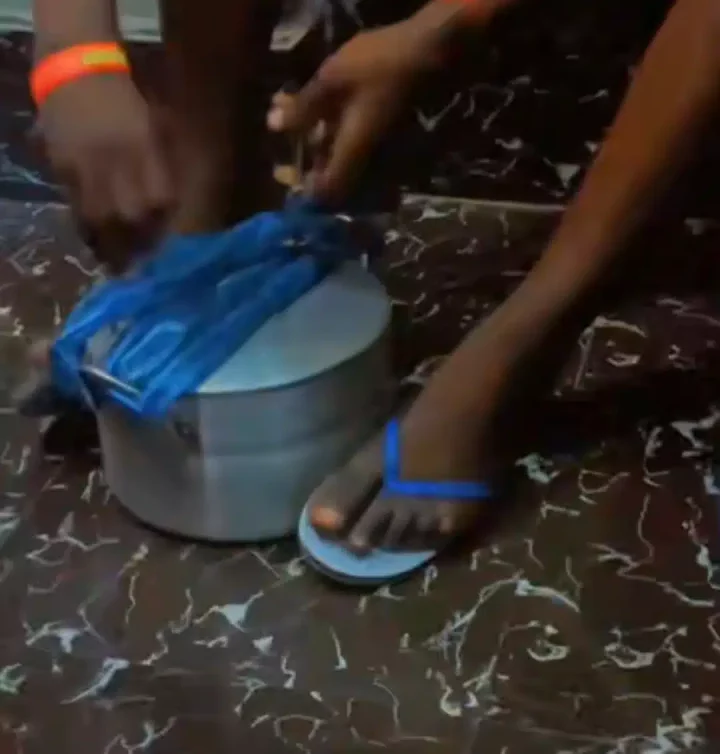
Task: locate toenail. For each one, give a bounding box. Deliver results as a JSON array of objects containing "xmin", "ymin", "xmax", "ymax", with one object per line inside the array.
[
  {"xmin": 311, "ymin": 507, "xmax": 344, "ymax": 530},
  {"xmin": 349, "ymin": 536, "xmax": 368, "ymax": 551}
]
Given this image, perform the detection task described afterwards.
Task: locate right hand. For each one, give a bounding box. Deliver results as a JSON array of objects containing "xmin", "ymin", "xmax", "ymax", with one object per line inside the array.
[
  {"xmin": 267, "ymin": 17, "xmax": 445, "ymax": 202},
  {"xmin": 37, "ymin": 74, "xmax": 173, "ymax": 272}
]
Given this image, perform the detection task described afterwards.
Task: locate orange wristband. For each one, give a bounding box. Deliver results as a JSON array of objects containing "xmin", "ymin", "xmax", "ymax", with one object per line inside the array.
[{"xmin": 31, "ymin": 43, "xmax": 130, "ymax": 107}]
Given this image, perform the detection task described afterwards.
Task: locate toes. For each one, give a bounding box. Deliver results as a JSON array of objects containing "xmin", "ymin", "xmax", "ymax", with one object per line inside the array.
[
  {"xmin": 437, "ymin": 501, "xmax": 478, "ymax": 535},
  {"xmin": 347, "ymin": 499, "xmax": 390, "ymax": 553},
  {"xmin": 310, "ymin": 501, "xmax": 347, "ymax": 533},
  {"xmin": 308, "ymin": 469, "xmax": 375, "ymax": 536},
  {"xmin": 402, "ymin": 506, "xmax": 455, "ymax": 550},
  {"xmin": 308, "ymin": 431, "xmax": 384, "ymax": 537},
  {"xmin": 381, "ymin": 509, "xmax": 412, "ymax": 550},
  {"xmin": 438, "ymin": 512, "xmax": 455, "ymax": 535},
  {"xmin": 345, "ymin": 498, "xmax": 484, "ymax": 553},
  {"xmin": 407, "ymin": 511, "xmax": 441, "ymax": 548},
  {"xmin": 346, "ymin": 497, "xmax": 420, "ymax": 552}
]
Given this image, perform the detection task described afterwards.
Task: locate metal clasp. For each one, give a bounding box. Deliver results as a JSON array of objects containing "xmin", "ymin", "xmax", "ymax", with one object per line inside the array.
[{"xmin": 79, "ymin": 364, "xmax": 199, "ymax": 449}]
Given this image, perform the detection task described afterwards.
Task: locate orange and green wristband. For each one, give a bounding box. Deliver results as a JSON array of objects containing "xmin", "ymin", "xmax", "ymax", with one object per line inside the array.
[{"xmin": 30, "ymin": 42, "xmax": 130, "ymax": 107}]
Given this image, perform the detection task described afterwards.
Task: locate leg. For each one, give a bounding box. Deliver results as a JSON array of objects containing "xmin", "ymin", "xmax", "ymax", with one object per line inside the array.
[
  {"xmin": 158, "ymin": 0, "xmax": 284, "ymax": 234},
  {"xmin": 308, "ymin": 291, "xmax": 601, "ymax": 552},
  {"xmin": 308, "ymin": 0, "xmax": 720, "ymax": 554}
]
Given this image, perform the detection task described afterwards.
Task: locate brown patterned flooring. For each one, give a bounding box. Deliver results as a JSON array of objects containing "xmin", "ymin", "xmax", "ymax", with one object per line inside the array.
[{"xmin": 0, "ymin": 197, "xmax": 719, "ymax": 751}]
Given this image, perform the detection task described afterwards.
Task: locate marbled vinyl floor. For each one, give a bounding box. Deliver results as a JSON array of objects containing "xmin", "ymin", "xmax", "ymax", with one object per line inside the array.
[
  {"xmin": 2, "ymin": 2, "xmax": 720, "ymax": 749},
  {"xmin": 0, "ymin": 198, "xmax": 719, "ymax": 751}
]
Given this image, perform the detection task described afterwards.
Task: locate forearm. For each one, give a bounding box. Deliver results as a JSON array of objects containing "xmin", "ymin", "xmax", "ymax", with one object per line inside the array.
[
  {"xmin": 33, "ymin": 0, "xmax": 119, "ymax": 60},
  {"xmin": 491, "ymin": 0, "xmax": 720, "ymax": 351},
  {"xmin": 410, "ymin": 0, "xmax": 519, "ymax": 45}
]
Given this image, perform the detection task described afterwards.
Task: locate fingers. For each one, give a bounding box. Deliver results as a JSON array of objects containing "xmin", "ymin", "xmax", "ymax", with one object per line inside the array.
[
  {"xmin": 267, "ymin": 73, "xmax": 337, "ymax": 134},
  {"xmin": 312, "ymin": 86, "xmax": 398, "ymax": 201},
  {"xmin": 139, "ymin": 139, "xmax": 174, "ymax": 218},
  {"xmin": 134, "ymin": 141, "xmax": 174, "ymax": 250},
  {"xmin": 112, "ymin": 160, "xmax": 145, "ymax": 225},
  {"xmin": 73, "ymin": 148, "xmax": 172, "ymax": 273},
  {"xmin": 269, "ymin": 67, "xmax": 402, "ymax": 202},
  {"xmin": 267, "ymin": 47, "xmax": 397, "ymax": 202}
]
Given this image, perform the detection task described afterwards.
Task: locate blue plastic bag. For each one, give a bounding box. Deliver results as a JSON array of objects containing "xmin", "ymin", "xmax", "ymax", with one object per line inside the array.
[{"xmin": 50, "ymin": 199, "xmax": 358, "ymax": 419}]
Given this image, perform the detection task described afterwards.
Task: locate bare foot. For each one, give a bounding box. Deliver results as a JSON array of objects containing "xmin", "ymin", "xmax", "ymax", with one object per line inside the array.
[{"xmin": 309, "ymin": 357, "xmax": 496, "ymax": 552}]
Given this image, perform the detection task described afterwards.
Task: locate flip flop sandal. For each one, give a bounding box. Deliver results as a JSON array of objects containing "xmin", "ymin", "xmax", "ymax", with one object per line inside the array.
[{"xmin": 298, "ymin": 418, "xmax": 492, "ymax": 586}]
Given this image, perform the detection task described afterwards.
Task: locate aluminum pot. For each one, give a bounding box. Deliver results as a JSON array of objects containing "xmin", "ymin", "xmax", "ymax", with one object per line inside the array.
[{"xmin": 94, "ymin": 261, "xmax": 392, "ymax": 542}]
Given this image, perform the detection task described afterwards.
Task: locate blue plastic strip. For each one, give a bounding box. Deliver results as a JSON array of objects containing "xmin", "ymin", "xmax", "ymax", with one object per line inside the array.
[
  {"xmin": 382, "ymin": 418, "xmax": 492, "ymax": 500},
  {"xmin": 50, "ymin": 198, "xmax": 357, "ymax": 418}
]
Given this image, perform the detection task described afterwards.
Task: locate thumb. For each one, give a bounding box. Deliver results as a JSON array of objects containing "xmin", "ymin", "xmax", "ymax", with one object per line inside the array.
[{"xmin": 267, "ymin": 73, "xmax": 337, "ymax": 133}]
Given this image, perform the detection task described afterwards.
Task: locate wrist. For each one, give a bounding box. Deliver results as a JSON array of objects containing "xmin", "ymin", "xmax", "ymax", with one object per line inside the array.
[
  {"xmin": 412, "ymin": 0, "xmax": 510, "ymax": 34},
  {"xmin": 31, "ymin": 42, "xmax": 131, "ymax": 108},
  {"xmin": 408, "ymin": 0, "xmax": 512, "ymax": 65},
  {"xmin": 34, "ymin": 31, "xmax": 119, "ymax": 64},
  {"xmin": 406, "ymin": 2, "xmax": 469, "ymax": 58}
]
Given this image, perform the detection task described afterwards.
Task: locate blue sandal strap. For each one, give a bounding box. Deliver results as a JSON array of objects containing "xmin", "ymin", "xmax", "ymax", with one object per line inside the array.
[{"xmin": 382, "ymin": 418, "xmax": 492, "ymax": 500}]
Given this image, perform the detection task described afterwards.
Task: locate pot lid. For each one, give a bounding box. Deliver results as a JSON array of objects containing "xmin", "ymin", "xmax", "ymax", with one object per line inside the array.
[{"xmin": 197, "ymin": 262, "xmax": 391, "ymax": 395}]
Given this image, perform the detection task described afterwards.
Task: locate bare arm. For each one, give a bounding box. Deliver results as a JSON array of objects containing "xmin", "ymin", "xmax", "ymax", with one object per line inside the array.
[
  {"xmin": 487, "ymin": 0, "xmax": 720, "ymax": 352},
  {"xmin": 33, "ymin": 0, "xmax": 119, "ymax": 59},
  {"xmin": 410, "ymin": 0, "xmax": 523, "ymax": 45},
  {"xmin": 425, "ymin": 0, "xmax": 720, "ymax": 421}
]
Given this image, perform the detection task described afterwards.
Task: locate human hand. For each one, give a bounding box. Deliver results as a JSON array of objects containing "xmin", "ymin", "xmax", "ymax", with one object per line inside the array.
[
  {"xmin": 37, "ymin": 74, "xmax": 173, "ymax": 272},
  {"xmin": 267, "ymin": 17, "xmax": 445, "ymax": 202}
]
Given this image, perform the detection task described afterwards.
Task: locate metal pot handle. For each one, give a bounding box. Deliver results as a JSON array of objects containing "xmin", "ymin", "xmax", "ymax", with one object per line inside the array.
[
  {"xmin": 80, "ymin": 364, "xmax": 142, "ymax": 400},
  {"xmin": 79, "ymin": 364, "xmax": 200, "ymax": 448}
]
